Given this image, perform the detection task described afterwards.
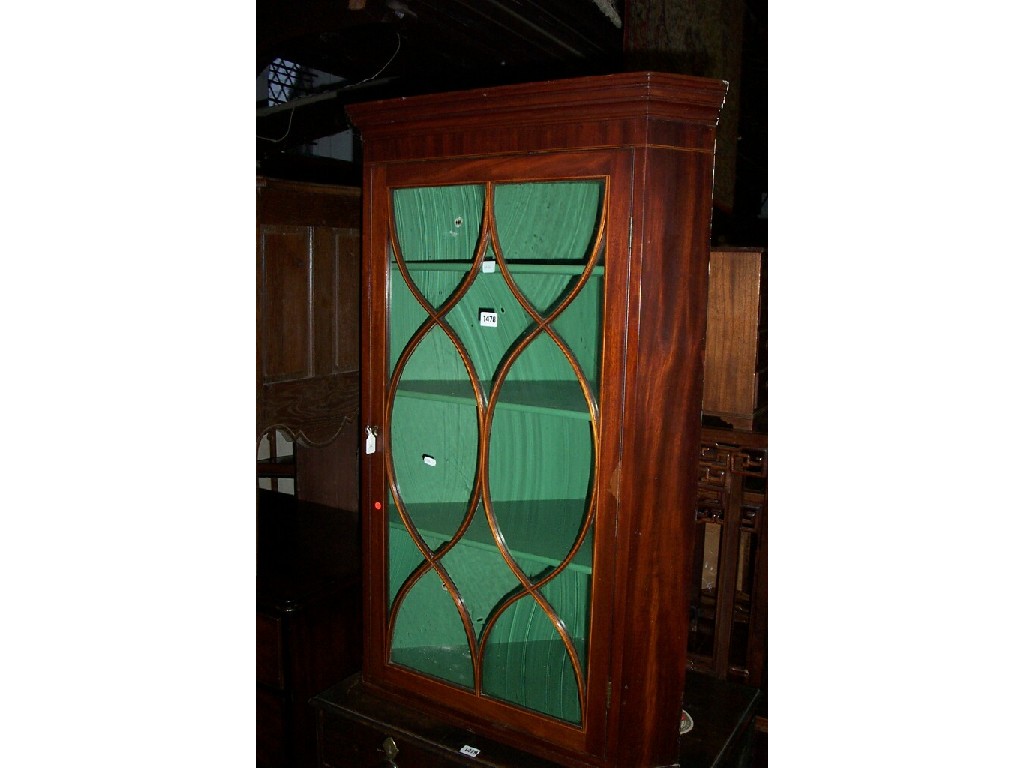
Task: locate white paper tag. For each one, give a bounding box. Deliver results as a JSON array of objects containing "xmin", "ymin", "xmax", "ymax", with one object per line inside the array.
[
  {"xmin": 422, "ymin": 454, "xmax": 437, "ymax": 467},
  {"xmin": 479, "ymin": 310, "xmax": 498, "ymax": 328},
  {"xmin": 364, "ymin": 427, "xmax": 376, "ymax": 455},
  {"xmin": 481, "ymin": 260, "xmax": 495, "ymax": 273},
  {"xmin": 679, "ymin": 709, "xmax": 695, "ymax": 734},
  {"xmin": 459, "ymin": 745, "xmax": 480, "ymax": 758}
]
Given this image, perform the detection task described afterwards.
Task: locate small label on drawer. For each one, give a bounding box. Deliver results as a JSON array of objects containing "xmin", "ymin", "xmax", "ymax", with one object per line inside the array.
[
  {"xmin": 459, "ymin": 745, "xmax": 480, "ymax": 757},
  {"xmin": 479, "ymin": 310, "xmax": 498, "ymax": 328}
]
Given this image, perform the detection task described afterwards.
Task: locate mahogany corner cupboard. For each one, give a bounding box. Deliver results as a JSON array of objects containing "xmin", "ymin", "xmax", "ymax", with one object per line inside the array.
[{"xmin": 346, "ymin": 72, "xmax": 729, "ymax": 768}]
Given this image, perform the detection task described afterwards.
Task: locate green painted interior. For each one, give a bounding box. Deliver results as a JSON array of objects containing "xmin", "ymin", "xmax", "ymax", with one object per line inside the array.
[{"xmin": 385, "ymin": 179, "xmax": 604, "ymax": 724}]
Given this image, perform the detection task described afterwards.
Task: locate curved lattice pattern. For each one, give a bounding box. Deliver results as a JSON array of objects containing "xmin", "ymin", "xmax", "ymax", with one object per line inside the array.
[{"xmin": 384, "ymin": 179, "xmax": 605, "ymax": 725}]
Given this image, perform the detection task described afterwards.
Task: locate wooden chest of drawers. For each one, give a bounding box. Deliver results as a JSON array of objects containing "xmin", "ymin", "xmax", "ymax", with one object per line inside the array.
[
  {"xmin": 312, "ymin": 673, "xmax": 761, "ymax": 768},
  {"xmin": 314, "ymin": 675, "xmax": 565, "ymax": 768}
]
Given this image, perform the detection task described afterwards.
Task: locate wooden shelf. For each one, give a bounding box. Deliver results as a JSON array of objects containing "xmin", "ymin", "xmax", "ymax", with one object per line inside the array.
[{"xmin": 395, "ymin": 379, "xmax": 596, "ymax": 420}]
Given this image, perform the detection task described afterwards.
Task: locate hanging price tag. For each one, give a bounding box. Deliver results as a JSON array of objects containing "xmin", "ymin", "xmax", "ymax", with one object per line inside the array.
[{"xmin": 364, "ymin": 426, "xmax": 377, "ymax": 454}]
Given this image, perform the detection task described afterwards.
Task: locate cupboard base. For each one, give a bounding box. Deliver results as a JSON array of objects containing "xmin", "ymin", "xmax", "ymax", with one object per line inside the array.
[{"xmin": 312, "ymin": 673, "xmax": 761, "ymax": 768}]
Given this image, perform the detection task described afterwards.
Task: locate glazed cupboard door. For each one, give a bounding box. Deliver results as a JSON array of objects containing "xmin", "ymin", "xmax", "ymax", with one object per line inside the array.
[{"xmin": 362, "ymin": 153, "xmax": 630, "ymax": 762}]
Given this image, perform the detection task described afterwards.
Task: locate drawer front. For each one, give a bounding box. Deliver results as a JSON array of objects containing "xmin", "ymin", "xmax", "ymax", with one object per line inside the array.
[
  {"xmin": 256, "ymin": 612, "xmax": 285, "ymax": 689},
  {"xmin": 319, "ymin": 712, "xmax": 472, "ymax": 768}
]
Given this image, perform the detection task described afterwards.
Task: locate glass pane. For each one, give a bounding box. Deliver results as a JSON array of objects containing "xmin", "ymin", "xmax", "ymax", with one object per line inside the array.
[
  {"xmin": 493, "ymin": 181, "xmax": 602, "ymax": 265},
  {"xmin": 393, "ymin": 185, "xmax": 483, "ymax": 265},
  {"xmin": 480, "ymin": 566, "xmax": 589, "ymax": 723},
  {"xmin": 390, "ymin": 554, "xmax": 474, "ymax": 688},
  {"xmin": 441, "ymin": 250, "xmax": 532, "ymax": 386},
  {"xmin": 389, "ymin": 395, "xmax": 477, "ymax": 534},
  {"xmin": 385, "ymin": 179, "xmax": 604, "ymax": 725},
  {"xmin": 487, "ymin": 408, "xmax": 593, "ymax": 578},
  {"xmin": 550, "ymin": 261, "xmax": 604, "ymax": 384}
]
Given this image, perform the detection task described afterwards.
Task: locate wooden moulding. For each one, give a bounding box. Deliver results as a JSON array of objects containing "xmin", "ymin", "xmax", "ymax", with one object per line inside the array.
[{"xmin": 346, "ymin": 71, "xmax": 727, "ymax": 163}]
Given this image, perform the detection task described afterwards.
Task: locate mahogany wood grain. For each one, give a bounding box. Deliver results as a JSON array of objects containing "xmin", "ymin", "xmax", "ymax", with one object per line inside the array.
[{"xmin": 608, "ymin": 140, "xmax": 716, "ymax": 767}]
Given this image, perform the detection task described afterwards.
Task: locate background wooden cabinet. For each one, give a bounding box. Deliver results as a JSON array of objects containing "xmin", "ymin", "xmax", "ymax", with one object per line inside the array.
[
  {"xmin": 257, "ymin": 490, "xmax": 362, "ymax": 768},
  {"xmin": 689, "ymin": 427, "xmax": 767, "ymax": 690},
  {"xmin": 692, "ymin": 247, "xmax": 767, "ymax": 705},
  {"xmin": 256, "ymin": 176, "xmax": 362, "ymax": 508},
  {"xmin": 702, "ymin": 247, "xmax": 766, "ymax": 431},
  {"xmin": 256, "ymin": 178, "xmax": 366, "ymax": 767}
]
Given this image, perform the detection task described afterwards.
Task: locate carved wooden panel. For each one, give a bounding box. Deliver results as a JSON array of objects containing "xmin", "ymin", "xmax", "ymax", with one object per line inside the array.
[
  {"xmin": 689, "ymin": 426, "xmax": 767, "ymax": 689},
  {"xmin": 256, "ymin": 178, "xmax": 362, "ymax": 447}
]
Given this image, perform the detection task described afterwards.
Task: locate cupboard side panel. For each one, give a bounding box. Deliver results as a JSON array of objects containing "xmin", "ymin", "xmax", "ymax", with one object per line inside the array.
[{"xmin": 611, "ymin": 145, "xmax": 716, "ymax": 766}]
